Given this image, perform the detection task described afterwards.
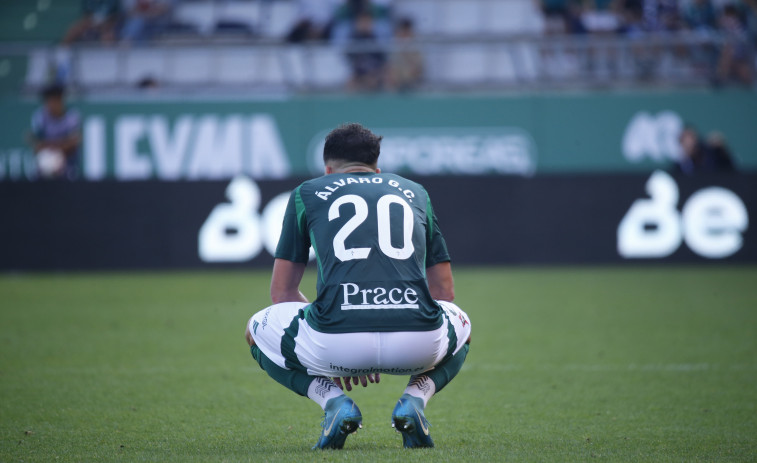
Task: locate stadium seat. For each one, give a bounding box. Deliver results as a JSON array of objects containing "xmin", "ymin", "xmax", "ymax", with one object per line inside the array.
[
  {"xmin": 124, "ymin": 48, "xmax": 167, "ymax": 86},
  {"xmin": 483, "ymin": 1, "xmax": 545, "ymax": 35},
  {"xmin": 513, "ymin": 43, "xmax": 540, "ymax": 81},
  {"xmin": 214, "ymin": 1, "xmax": 261, "ymax": 35},
  {"xmin": 254, "ymin": 48, "xmax": 287, "ymax": 86},
  {"xmin": 278, "ymin": 47, "xmax": 308, "ymax": 88},
  {"xmin": 438, "ymin": 1, "xmax": 481, "ymax": 36},
  {"xmin": 393, "ymin": 0, "xmax": 437, "ymax": 36},
  {"xmin": 26, "ymin": 48, "xmax": 52, "ymax": 88},
  {"xmin": 436, "ymin": 44, "xmax": 488, "ymax": 85},
  {"xmin": 215, "ymin": 48, "xmax": 257, "ymax": 84},
  {"xmin": 257, "ymin": 1, "xmax": 298, "ymax": 38},
  {"xmin": 215, "ymin": 47, "xmax": 286, "ymax": 87},
  {"xmin": 489, "ymin": 45, "xmax": 518, "ymax": 83},
  {"xmin": 172, "ymin": 1, "xmax": 216, "ymax": 36},
  {"xmin": 173, "ymin": 0, "xmax": 297, "ymax": 39},
  {"xmin": 306, "ymin": 47, "xmax": 351, "ymax": 88},
  {"xmin": 166, "ymin": 47, "xmax": 214, "ymax": 85},
  {"xmin": 75, "ymin": 49, "xmax": 120, "ymax": 87},
  {"xmin": 213, "ymin": 20, "xmax": 255, "ymax": 38},
  {"xmin": 394, "ymin": 0, "xmax": 544, "ymax": 37}
]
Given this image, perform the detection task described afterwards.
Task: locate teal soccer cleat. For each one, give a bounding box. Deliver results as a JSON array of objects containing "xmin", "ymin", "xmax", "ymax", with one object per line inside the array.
[
  {"xmin": 391, "ymin": 394, "xmax": 434, "ymax": 448},
  {"xmin": 312, "ymin": 395, "xmax": 362, "ymax": 450}
]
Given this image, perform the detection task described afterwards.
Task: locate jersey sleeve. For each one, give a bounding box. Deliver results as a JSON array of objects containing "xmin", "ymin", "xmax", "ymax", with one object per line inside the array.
[
  {"xmin": 68, "ymin": 109, "xmax": 82, "ymax": 133},
  {"xmin": 30, "ymin": 110, "xmax": 44, "ymax": 140},
  {"xmin": 274, "ymin": 186, "xmax": 311, "ymax": 263},
  {"xmin": 424, "ymin": 192, "xmax": 451, "ymax": 267}
]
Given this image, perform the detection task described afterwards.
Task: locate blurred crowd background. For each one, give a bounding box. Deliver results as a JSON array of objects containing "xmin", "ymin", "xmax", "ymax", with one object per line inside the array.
[
  {"xmin": 2, "ymin": 0, "xmax": 753, "ymax": 184},
  {"xmin": 1, "ymin": 0, "xmax": 755, "ymax": 269},
  {"xmin": 1, "ymin": 0, "xmax": 755, "ymax": 96}
]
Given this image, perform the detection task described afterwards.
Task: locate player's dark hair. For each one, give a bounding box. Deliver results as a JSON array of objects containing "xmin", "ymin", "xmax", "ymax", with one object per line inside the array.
[
  {"xmin": 40, "ymin": 84, "xmax": 65, "ymax": 100},
  {"xmin": 397, "ymin": 17, "xmax": 414, "ymax": 32},
  {"xmin": 323, "ymin": 123, "xmax": 382, "ymax": 167}
]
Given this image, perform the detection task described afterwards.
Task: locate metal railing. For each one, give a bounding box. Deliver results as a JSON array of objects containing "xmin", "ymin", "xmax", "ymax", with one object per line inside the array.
[{"xmin": 5, "ymin": 32, "xmax": 755, "ymax": 96}]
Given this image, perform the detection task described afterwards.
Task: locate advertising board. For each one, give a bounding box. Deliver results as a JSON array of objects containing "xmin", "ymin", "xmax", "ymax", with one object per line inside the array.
[{"xmin": 1, "ymin": 172, "xmax": 753, "ymax": 270}]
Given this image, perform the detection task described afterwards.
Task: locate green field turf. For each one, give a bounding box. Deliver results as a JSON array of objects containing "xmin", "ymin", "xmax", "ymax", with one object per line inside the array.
[{"xmin": 1, "ymin": 266, "xmax": 756, "ymax": 462}]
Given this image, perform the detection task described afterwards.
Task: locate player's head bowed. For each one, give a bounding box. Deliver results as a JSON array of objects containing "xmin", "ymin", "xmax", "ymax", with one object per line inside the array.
[{"xmin": 323, "ymin": 123, "xmax": 383, "ymax": 171}]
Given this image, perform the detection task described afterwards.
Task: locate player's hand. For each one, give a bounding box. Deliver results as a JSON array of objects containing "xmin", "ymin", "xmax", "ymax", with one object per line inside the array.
[{"xmin": 332, "ymin": 374, "xmax": 380, "ymax": 391}]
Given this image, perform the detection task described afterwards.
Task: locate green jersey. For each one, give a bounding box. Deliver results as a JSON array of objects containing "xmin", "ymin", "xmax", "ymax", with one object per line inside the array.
[{"xmin": 276, "ymin": 172, "xmax": 450, "ymax": 333}]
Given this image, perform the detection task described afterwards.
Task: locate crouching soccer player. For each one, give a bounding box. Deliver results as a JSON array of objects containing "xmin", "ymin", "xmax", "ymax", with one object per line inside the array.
[{"xmin": 244, "ymin": 123, "xmax": 472, "ymax": 449}]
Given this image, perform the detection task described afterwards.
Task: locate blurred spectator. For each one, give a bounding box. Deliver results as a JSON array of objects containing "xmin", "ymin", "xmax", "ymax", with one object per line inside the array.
[
  {"xmin": 28, "ymin": 85, "xmax": 82, "ymax": 181},
  {"xmin": 683, "ymin": 0, "xmax": 718, "ymax": 32},
  {"xmin": 120, "ymin": 0, "xmax": 175, "ymax": 44},
  {"xmin": 346, "ymin": 12, "xmax": 387, "ymax": 92},
  {"xmin": 716, "ymin": 4, "xmax": 754, "ymax": 85},
  {"xmin": 619, "ymin": 0, "xmax": 645, "ymax": 36},
  {"xmin": 674, "ymin": 126, "xmax": 706, "ymax": 174},
  {"xmin": 619, "ymin": 0, "xmax": 680, "ymax": 34},
  {"xmin": 580, "ymin": 0, "xmax": 622, "ymax": 34},
  {"xmin": 286, "ymin": 0, "xmax": 341, "ymax": 42},
  {"xmin": 679, "ymin": 0, "xmax": 718, "ymax": 75},
  {"xmin": 137, "ymin": 75, "xmax": 160, "ymax": 90},
  {"xmin": 642, "ymin": 0, "xmax": 681, "ymax": 32},
  {"xmin": 673, "ymin": 126, "xmax": 736, "ymax": 174},
  {"xmin": 735, "ymin": 0, "xmax": 757, "ymax": 43},
  {"xmin": 332, "ymin": 0, "xmax": 393, "ymax": 46},
  {"xmin": 50, "ymin": 47, "xmax": 74, "ymax": 86},
  {"xmin": 540, "ymin": 0, "xmax": 571, "ymax": 34},
  {"xmin": 386, "ymin": 18, "xmax": 424, "ymax": 92},
  {"xmin": 537, "ymin": 0, "xmax": 585, "ymax": 34},
  {"xmin": 705, "ymin": 131, "xmax": 737, "ymax": 171},
  {"xmin": 63, "ymin": 0, "xmax": 122, "ymax": 44}
]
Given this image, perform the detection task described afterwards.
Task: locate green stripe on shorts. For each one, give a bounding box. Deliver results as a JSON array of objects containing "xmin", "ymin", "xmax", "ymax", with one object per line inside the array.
[
  {"xmin": 441, "ymin": 308, "xmax": 458, "ymax": 363},
  {"xmin": 280, "ymin": 308, "xmax": 307, "ymax": 372}
]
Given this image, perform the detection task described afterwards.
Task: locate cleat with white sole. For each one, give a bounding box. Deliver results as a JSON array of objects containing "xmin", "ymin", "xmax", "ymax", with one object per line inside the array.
[
  {"xmin": 391, "ymin": 394, "xmax": 434, "ymax": 448},
  {"xmin": 312, "ymin": 395, "xmax": 362, "ymax": 450}
]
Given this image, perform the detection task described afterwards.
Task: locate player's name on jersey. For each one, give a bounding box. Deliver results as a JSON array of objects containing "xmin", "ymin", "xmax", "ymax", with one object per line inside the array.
[
  {"xmin": 340, "ymin": 283, "xmax": 420, "ymax": 310},
  {"xmin": 315, "ymin": 176, "xmax": 416, "ymax": 202}
]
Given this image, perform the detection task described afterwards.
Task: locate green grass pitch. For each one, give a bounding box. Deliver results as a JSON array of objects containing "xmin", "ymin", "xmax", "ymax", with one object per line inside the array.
[{"xmin": 1, "ymin": 266, "xmax": 756, "ymax": 462}]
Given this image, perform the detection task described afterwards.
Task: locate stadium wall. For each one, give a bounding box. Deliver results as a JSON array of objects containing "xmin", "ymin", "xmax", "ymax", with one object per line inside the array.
[
  {"xmin": 1, "ymin": 90, "xmax": 756, "ymax": 181},
  {"xmin": 1, "ymin": 172, "xmax": 754, "ymax": 270}
]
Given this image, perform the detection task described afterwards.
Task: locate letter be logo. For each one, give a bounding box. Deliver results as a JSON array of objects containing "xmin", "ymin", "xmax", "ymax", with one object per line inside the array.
[
  {"xmin": 197, "ymin": 176, "xmax": 315, "ymax": 263},
  {"xmin": 198, "ymin": 176, "xmax": 263, "ymax": 262},
  {"xmin": 617, "ymin": 171, "xmax": 749, "ymax": 259}
]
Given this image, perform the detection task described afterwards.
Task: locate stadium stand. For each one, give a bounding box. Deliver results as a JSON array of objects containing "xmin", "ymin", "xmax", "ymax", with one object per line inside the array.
[
  {"xmin": 0, "ymin": 1, "xmax": 80, "ymax": 43},
  {"xmin": 0, "ymin": 0, "xmax": 755, "ymax": 95}
]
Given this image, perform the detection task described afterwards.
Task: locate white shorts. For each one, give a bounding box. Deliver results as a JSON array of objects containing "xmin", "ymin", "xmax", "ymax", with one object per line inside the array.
[{"xmin": 247, "ymin": 301, "xmax": 471, "ymax": 377}]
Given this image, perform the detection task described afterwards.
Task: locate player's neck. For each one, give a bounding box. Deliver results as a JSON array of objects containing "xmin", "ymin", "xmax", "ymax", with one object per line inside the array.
[
  {"xmin": 340, "ymin": 167, "xmax": 377, "ymax": 174},
  {"xmin": 328, "ymin": 164, "xmax": 379, "ymax": 175}
]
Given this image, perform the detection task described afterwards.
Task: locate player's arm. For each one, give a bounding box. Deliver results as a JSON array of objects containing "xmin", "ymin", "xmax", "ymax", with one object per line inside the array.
[
  {"xmin": 270, "ymin": 258, "xmax": 379, "ymax": 388},
  {"xmin": 28, "ymin": 113, "xmax": 81, "ymax": 155},
  {"xmin": 28, "ymin": 114, "xmax": 47, "ymax": 152},
  {"xmin": 32, "ymin": 133, "xmax": 81, "ymax": 156},
  {"xmin": 59, "ymin": 113, "xmax": 83, "ymax": 157},
  {"xmin": 270, "ymin": 258, "xmax": 309, "ymax": 304},
  {"xmin": 423, "ymin": 189, "xmax": 454, "ymax": 301},
  {"xmin": 57, "ymin": 132, "xmax": 82, "ymax": 157},
  {"xmin": 271, "ymin": 187, "xmax": 311, "ymax": 304},
  {"xmin": 427, "ymin": 261, "xmax": 454, "ymax": 302}
]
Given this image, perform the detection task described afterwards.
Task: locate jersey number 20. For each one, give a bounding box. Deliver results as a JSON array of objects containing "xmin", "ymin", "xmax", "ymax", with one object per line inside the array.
[{"xmin": 328, "ymin": 194, "xmax": 414, "ymax": 261}]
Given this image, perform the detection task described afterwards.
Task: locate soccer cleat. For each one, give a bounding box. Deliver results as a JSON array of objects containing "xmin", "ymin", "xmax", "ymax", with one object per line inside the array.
[
  {"xmin": 391, "ymin": 393, "xmax": 434, "ymax": 448},
  {"xmin": 312, "ymin": 395, "xmax": 362, "ymax": 450}
]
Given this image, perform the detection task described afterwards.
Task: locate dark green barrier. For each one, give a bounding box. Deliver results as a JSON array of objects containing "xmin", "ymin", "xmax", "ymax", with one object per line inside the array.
[
  {"xmin": 1, "ymin": 171, "xmax": 754, "ymax": 270},
  {"xmin": 1, "ymin": 90, "xmax": 756, "ymax": 181}
]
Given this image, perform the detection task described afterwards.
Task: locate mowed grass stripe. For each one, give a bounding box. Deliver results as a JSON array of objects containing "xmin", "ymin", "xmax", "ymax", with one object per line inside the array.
[{"xmin": 1, "ymin": 266, "xmax": 755, "ymax": 462}]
